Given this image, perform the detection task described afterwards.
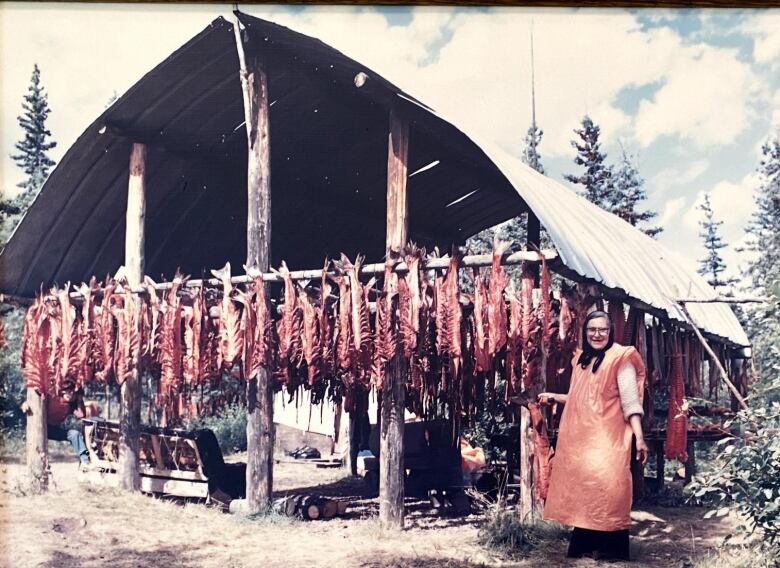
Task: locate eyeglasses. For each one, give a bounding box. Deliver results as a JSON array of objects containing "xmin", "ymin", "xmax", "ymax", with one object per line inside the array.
[{"xmin": 586, "ymin": 327, "xmax": 610, "ymax": 336}]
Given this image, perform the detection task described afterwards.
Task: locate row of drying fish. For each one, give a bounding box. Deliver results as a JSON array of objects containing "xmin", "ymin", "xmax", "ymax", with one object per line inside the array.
[{"xmin": 20, "ymin": 243, "xmax": 591, "ymax": 420}]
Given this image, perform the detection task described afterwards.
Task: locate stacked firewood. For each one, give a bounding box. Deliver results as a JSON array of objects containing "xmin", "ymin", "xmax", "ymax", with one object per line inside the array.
[{"xmin": 20, "ymin": 242, "xmax": 581, "ymax": 427}]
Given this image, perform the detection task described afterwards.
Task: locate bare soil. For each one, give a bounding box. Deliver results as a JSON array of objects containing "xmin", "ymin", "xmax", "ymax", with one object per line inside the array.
[{"xmin": 0, "ymin": 455, "xmax": 738, "ymax": 568}]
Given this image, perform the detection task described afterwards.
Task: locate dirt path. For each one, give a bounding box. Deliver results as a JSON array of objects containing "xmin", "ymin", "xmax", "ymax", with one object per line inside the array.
[{"xmin": 0, "ymin": 458, "xmax": 735, "ymax": 568}]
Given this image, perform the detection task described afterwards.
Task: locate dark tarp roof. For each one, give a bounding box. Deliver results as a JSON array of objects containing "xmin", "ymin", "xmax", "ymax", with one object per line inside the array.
[
  {"xmin": 0, "ymin": 13, "xmax": 748, "ymax": 347},
  {"xmin": 0, "ymin": 13, "xmax": 526, "ymax": 298}
]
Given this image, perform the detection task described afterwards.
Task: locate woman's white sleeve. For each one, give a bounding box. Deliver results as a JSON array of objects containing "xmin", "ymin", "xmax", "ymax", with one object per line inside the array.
[{"xmin": 617, "ymin": 361, "xmax": 644, "ymax": 419}]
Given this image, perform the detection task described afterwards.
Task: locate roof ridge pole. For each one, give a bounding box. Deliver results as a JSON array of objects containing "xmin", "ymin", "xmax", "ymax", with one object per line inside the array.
[
  {"xmin": 119, "ymin": 142, "xmax": 146, "ymax": 492},
  {"xmin": 380, "ymin": 106, "xmax": 409, "ymax": 530},
  {"xmin": 234, "ymin": 12, "xmax": 274, "ymax": 514}
]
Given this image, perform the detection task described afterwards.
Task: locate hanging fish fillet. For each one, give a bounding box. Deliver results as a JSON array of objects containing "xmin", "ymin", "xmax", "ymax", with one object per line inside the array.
[
  {"xmin": 520, "ymin": 262, "xmax": 535, "ymax": 349},
  {"xmin": 159, "ymin": 273, "xmax": 184, "ymax": 402},
  {"xmin": 112, "ymin": 288, "xmax": 141, "ymax": 386},
  {"xmin": 199, "ymin": 290, "xmax": 220, "ymax": 384},
  {"xmin": 211, "ymin": 262, "xmax": 244, "ymax": 370},
  {"xmin": 372, "ymin": 260, "xmax": 396, "ymax": 390},
  {"xmin": 487, "ymin": 239, "xmax": 510, "ymax": 357},
  {"xmin": 182, "ymin": 290, "xmax": 204, "ymax": 386},
  {"xmin": 506, "ymin": 285, "xmax": 523, "ymax": 396},
  {"xmin": 443, "ymin": 253, "xmax": 462, "ymax": 377},
  {"xmin": 94, "ymin": 279, "xmax": 117, "ymax": 384},
  {"xmin": 236, "ymin": 287, "xmax": 256, "ymax": 382},
  {"xmin": 340, "ymin": 255, "xmax": 372, "ymax": 375},
  {"xmin": 528, "ymin": 402, "xmax": 554, "ymax": 500},
  {"xmin": 318, "ymin": 263, "xmax": 335, "ymax": 379},
  {"xmin": 274, "ymin": 261, "xmax": 303, "ymax": 385},
  {"xmin": 246, "ymin": 267, "xmax": 273, "ymax": 380},
  {"xmin": 334, "ymin": 273, "xmax": 352, "ymax": 376},
  {"xmin": 21, "ymin": 296, "xmax": 54, "ymax": 395},
  {"xmin": 471, "ymin": 268, "xmax": 491, "ymax": 374},
  {"xmin": 398, "ymin": 246, "xmax": 422, "ymax": 359},
  {"xmin": 298, "ymin": 283, "xmax": 322, "ymax": 386},
  {"xmin": 143, "ymin": 276, "xmax": 163, "ymax": 370},
  {"xmin": 56, "ymin": 285, "xmax": 83, "ymax": 388},
  {"xmin": 665, "ymin": 351, "xmax": 688, "ymax": 462},
  {"xmin": 539, "ymin": 256, "xmax": 555, "ymax": 356},
  {"xmin": 76, "ymin": 281, "xmax": 96, "ymax": 386}
]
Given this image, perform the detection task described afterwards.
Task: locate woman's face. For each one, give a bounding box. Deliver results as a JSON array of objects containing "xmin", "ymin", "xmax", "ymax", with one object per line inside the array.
[{"xmin": 585, "ymin": 316, "xmax": 611, "ymax": 350}]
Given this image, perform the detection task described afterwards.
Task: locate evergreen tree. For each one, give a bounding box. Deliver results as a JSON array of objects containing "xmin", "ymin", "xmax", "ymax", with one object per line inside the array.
[
  {"xmin": 565, "ymin": 115, "xmax": 615, "ymax": 211},
  {"xmin": 612, "ymin": 149, "xmax": 662, "ymax": 237},
  {"xmin": 2, "ymin": 64, "xmax": 56, "ymax": 248},
  {"xmin": 743, "ymin": 133, "xmax": 780, "ymax": 396},
  {"xmin": 522, "ymin": 124, "xmax": 545, "ymax": 175},
  {"xmin": 10, "ymin": 64, "xmax": 57, "ymax": 209},
  {"xmin": 697, "ymin": 193, "xmax": 735, "ymax": 290}
]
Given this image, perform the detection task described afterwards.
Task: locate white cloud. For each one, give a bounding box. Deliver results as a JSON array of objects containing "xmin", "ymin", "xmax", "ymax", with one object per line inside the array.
[
  {"xmin": 634, "ymin": 43, "xmax": 762, "ymax": 148},
  {"xmin": 741, "ymin": 12, "xmax": 780, "ymax": 67},
  {"xmin": 659, "ymin": 196, "xmax": 686, "ymax": 227},
  {"xmin": 682, "ymin": 172, "xmax": 761, "ymax": 234},
  {"xmin": 650, "ymin": 159, "xmax": 708, "ymax": 196}
]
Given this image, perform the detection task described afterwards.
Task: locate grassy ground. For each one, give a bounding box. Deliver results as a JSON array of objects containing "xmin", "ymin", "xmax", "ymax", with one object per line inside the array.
[{"xmin": 0, "ymin": 455, "xmax": 753, "ymax": 568}]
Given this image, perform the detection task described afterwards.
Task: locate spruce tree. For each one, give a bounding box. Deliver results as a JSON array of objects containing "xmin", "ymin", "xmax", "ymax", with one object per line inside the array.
[
  {"xmin": 743, "ymin": 133, "xmax": 780, "ymax": 395},
  {"xmin": 697, "ymin": 193, "xmax": 734, "ymax": 290},
  {"xmin": 2, "ymin": 64, "xmax": 56, "ymax": 248},
  {"xmin": 565, "ymin": 115, "xmax": 615, "ymax": 211},
  {"xmin": 612, "ymin": 149, "xmax": 662, "ymax": 237},
  {"xmin": 522, "ymin": 124, "xmax": 545, "ymax": 175},
  {"xmin": 10, "ymin": 64, "xmax": 57, "ymax": 209}
]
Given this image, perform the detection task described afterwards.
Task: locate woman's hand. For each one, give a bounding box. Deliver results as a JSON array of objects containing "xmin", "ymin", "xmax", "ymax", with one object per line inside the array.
[
  {"xmin": 537, "ymin": 392, "xmax": 565, "ymax": 405},
  {"xmin": 636, "ymin": 437, "xmax": 650, "ymax": 466}
]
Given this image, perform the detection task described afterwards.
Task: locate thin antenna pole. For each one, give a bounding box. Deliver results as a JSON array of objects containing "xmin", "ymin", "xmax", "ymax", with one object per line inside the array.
[{"xmin": 530, "ymin": 20, "xmax": 537, "ymax": 135}]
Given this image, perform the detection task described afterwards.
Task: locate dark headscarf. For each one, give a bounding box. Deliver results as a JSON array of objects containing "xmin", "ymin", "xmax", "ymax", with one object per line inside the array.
[{"xmin": 576, "ymin": 310, "xmax": 615, "ymax": 373}]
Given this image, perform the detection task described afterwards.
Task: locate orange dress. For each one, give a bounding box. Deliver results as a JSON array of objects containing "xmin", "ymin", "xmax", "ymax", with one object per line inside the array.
[{"xmin": 544, "ymin": 344, "xmax": 646, "ymax": 532}]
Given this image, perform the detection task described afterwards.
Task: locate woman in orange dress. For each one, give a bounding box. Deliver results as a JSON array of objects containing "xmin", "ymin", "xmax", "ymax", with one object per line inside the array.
[{"xmin": 539, "ymin": 310, "xmax": 649, "ymax": 560}]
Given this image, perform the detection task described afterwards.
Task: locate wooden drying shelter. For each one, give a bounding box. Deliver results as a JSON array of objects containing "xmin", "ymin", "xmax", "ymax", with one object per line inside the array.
[{"xmin": 0, "ymin": 12, "xmax": 750, "ymax": 528}]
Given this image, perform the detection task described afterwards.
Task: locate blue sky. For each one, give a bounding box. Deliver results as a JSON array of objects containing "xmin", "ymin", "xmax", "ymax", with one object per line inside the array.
[{"xmin": 1, "ymin": 4, "xmax": 778, "ymax": 287}]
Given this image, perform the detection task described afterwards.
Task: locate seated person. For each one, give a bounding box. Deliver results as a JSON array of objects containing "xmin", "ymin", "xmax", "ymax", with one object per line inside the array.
[{"xmin": 21, "ymin": 380, "xmax": 95, "ymax": 467}]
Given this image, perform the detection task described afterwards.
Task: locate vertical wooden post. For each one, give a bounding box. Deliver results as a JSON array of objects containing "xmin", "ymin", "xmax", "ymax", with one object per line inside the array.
[
  {"xmin": 519, "ymin": 212, "xmax": 542, "ymax": 522},
  {"xmin": 518, "ymin": 407, "xmax": 534, "ymax": 521},
  {"xmin": 119, "ymin": 142, "xmax": 146, "ymax": 492},
  {"xmin": 26, "ymin": 386, "xmax": 48, "ymax": 492},
  {"xmin": 654, "ymin": 440, "xmax": 665, "ymax": 492},
  {"xmin": 380, "ymin": 108, "xmax": 409, "ymax": 530},
  {"xmin": 527, "ymin": 212, "xmax": 541, "ymax": 283},
  {"xmin": 684, "ymin": 440, "xmax": 696, "ymax": 483},
  {"xmin": 235, "ymin": 17, "xmax": 274, "ymax": 513}
]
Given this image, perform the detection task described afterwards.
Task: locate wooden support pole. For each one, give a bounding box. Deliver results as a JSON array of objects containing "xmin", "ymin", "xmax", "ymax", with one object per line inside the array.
[
  {"xmin": 25, "ymin": 386, "xmax": 48, "ymax": 493},
  {"xmin": 654, "ymin": 440, "xmax": 665, "ymax": 492},
  {"xmin": 527, "ymin": 211, "xmax": 541, "ymax": 284},
  {"xmin": 519, "ymin": 212, "xmax": 542, "ymax": 522},
  {"xmin": 235, "ymin": 15, "xmax": 274, "ymax": 514},
  {"xmin": 518, "ymin": 406, "xmax": 537, "ymax": 522},
  {"xmin": 380, "ymin": 107, "xmax": 409, "ymax": 530},
  {"xmin": 676, "ymin": 302, "xmax": 748, "ymax": 410},
  {"xmin": 119, "ymin": 142, "xmax": 146, "ymax": 492}
]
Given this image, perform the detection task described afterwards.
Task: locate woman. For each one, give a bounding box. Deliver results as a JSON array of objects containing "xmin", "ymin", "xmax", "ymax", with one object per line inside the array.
[{"xmin": 539, "ymin": 310, "xmax": 649, "ymax": 561}]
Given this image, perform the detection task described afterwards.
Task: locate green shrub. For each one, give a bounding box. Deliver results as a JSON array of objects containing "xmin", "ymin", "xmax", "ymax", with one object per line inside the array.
[
  {"xmin": 189, "ymin": 404, "xmax": 247, "ymax": 454},
  {"xmin": 688, "ymin": 403, "xmax": 780, "ymax": 547}
]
